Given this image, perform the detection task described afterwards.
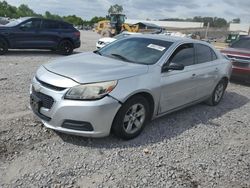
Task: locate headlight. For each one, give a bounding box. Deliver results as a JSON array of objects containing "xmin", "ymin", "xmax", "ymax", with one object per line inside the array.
[{"xmin": 65, "ymin": 80, "xmax": 117, "ymax": 100}]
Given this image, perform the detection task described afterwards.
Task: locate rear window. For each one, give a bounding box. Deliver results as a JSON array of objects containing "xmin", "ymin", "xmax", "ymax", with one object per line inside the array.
[
  {"xmin": 195, "ymin": 44, "xmax": 217, "ymax": 64},
  {"xmin": 231, "ymin": 38, "xmax": 250, "ymax": 50},
  {"xmin": 99, "ymin": 37, "xmax": 173, "ymax": 65},
  {"xmin": 60, "ymin": 23, "xmax": 72, "ymax": 29}
]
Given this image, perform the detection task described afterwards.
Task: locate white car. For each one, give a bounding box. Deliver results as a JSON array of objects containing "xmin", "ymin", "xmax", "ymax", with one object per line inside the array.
[{"xmin": 96, "ymin": 32, "xmax": 141, "ymax": 49}]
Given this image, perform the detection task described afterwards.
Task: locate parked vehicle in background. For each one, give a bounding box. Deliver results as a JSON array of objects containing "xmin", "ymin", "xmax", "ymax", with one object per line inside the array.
[
  {"xmin": 0, "ymin": 17, "xmax": 10, "ymax": 25},
  {"xmin": 225, "ymin": 32, "xmax": 248, "ymax": 44},
  {"xmin": 221, "ymin": 37, "xmax": 250, "ymax": 83},
  {"xmin": 96, "ymin": 31, "xmax": 141, "ymax": 49},
  {"xmin": 0, "ymin": 17, "xmax": 80, "ymax": 55},
  {"xmin": 30, "ymin": 35, "xmax": 232, "ymax": 139}
]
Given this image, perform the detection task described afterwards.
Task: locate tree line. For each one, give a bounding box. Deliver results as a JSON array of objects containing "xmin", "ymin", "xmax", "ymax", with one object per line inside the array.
[
  {"xmin": 0, "ymin": 1, "xmax": 105, "ymax": 26},
  {"xmin": 159, "ymin": 16, "xmax": 240, "ymax": 28},
  {"xmin": 0, "ymin": 1, "xmax": 241, "ymax": 28}
]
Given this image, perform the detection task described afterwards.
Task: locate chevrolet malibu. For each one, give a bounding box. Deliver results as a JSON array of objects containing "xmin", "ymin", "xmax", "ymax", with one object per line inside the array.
[{"xmin": 30, "ymin": 35, "xmax": 232, "ymax": 139}]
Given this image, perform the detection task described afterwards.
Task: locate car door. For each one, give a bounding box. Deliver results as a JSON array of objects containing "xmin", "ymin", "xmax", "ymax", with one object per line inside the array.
[
  {"xmin": 159, "ymin": 43, "xmax": 199, "ymax": 114},
  {"xmin": 194, "ymin": 43, "xmax": 220, "ymax": 99},
  {"xmin": 12, "ymin": 18, "xmax": 41, "ymax": 48},
  {"xmin": 39, "ymin": 20, "xmax": 61, "ymax": 48}
]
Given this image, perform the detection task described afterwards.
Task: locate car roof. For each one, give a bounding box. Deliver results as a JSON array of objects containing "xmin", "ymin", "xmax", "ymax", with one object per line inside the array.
[
  {"xmin": 129, "ymin": 34, "xmax": 197, "ymax": 43},
  {"xmin": 126, "ymin": 34, "xmax": 218, "ymax": 52},
  {"xmin": 24, "ymin": 17, "xmax": 71, "ymax": 25}
]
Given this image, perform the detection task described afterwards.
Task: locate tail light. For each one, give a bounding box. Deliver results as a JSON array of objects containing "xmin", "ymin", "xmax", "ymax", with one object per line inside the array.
[{"xmin": 74, "ymin": 31, "xmax": 80, "ymax": 38}]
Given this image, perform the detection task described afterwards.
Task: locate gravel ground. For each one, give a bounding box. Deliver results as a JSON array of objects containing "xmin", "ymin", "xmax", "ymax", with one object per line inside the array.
[{"xmin": 0, "ymin": 31, "xmax": 250, "ymax": 188}]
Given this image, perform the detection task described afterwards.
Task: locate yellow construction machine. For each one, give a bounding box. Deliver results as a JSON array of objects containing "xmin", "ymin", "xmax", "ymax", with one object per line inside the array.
[{"xmin": 96, "ymin": 14, "xmax": 139, "ymax": 37}]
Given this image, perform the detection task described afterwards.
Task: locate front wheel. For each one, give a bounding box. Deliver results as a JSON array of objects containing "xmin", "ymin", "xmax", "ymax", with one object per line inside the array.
[
  {"xmin": 0, "ymin": 39, "xmax": 8, "ymax": 55},
  {"xmin": 112, "ymin": 96, "xmax": 150, "ymax": 140},
  {"xmin": 58, "ymin": 40, "xmax": 74, "ymax": 55},
  {"xmin": 206, "ymin": 79, "xmax": 227, "ymax": 106}
]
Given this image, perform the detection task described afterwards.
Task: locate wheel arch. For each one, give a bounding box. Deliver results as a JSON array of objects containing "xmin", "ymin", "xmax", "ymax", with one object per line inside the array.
[
  {"xmin": 115, "ymin": 91, "xmax": 156, "ymax": 120},
  {"xmin": 58, "ymin": 38, "xmax": 74, "ymax": 47},
  {"xmin": 0, "ymin": 35, "xmax": 10, "ymax": 47},
  {"xmin": 221, "ymin": 76, "xmax": 229, "ymax": 88}
]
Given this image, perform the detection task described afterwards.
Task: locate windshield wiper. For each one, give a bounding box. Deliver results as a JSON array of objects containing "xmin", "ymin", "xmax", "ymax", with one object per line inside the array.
[
  {"xmin": 93, "ymin": 50, "xmax": 102, "ymax": 56},
  {"xmin": 110, "ymin": 53, "xmax": 132, "ymax": 62}
]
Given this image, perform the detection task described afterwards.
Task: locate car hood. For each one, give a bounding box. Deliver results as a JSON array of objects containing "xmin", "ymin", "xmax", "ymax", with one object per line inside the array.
[
  {"xmin": 98, "ymin": 37, "xmax": 116, "ymax": 43},
  {"xmin": 43, "ymin": 52, "xmax": 149, "ymax": 84}
]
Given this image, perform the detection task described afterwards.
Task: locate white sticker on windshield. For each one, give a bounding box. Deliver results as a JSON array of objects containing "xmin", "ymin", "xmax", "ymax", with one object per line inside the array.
[{"xmin": 147, "ymin": 44, "xmax": 166, "ymax": 51}]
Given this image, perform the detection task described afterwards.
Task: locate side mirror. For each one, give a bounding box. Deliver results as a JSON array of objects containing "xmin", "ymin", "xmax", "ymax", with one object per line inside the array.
[{"xmin": 162, "ymin": 63, "xmax": 185, "ymax": 72}]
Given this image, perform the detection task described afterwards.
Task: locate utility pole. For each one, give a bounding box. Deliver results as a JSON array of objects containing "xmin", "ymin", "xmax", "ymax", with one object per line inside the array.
[{"xmin": 205, "ymin": 22, "xmax": 210, "ymax": 39}]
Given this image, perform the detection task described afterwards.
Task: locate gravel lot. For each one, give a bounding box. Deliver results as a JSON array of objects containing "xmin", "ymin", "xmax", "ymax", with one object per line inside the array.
[{"xmin": 0, "ymin": 31, "xmax": 250, "ymax": 188}]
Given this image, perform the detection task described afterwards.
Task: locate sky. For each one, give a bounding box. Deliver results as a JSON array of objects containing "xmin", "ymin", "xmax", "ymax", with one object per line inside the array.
[{"xmin": 5, "ymin": 0, "xmax": 250, "ymax": 23}]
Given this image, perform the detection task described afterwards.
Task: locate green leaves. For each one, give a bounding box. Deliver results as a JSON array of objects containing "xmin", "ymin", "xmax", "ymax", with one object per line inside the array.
[{"xmin": 108, "ymin": 4, "xmax": 123, "ymax": 14}]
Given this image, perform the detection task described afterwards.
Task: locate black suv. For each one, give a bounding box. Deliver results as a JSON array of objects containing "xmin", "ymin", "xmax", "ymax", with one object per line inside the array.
[{"xmin": 0, "ymin": 17, "xmax": 81, "ymax": 55}]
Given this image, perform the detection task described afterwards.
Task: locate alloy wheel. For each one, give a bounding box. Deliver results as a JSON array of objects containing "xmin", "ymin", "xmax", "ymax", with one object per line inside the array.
[
  {"xmin": 214, "ymin": 82, "xmax": 224, "ymax": 102},
  {"xmin": 123, "ymin": 103, "xmax": 146, "ymax": 134}
]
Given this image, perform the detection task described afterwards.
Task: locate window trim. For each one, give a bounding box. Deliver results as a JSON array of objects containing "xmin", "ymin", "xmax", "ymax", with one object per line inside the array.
[
  {"xmin": 19, "ymin": 18, "xmax": 42, "ymax": 30},
  {"xmin": 165, "ymin": 43, "xmax": 195, "ymax": 67}
]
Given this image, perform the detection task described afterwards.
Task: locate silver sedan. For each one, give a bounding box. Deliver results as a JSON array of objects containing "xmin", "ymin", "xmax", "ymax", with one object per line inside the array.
[{"xmin": 30, "ymin": 35, "xmax": 232, "ymax": 139}]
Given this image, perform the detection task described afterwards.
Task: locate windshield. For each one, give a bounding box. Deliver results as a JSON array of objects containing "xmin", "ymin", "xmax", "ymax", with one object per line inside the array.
[
  {"xmin": 5, "ymin": 18, "xmax": 29, "ymax": 27},
  {"xmin": 98, "ymin": 37, "xmax": 173, "ymax": 65},
  {"xmin": 231, "ymin": 38, "xmax": 250, "ymax": 50}
]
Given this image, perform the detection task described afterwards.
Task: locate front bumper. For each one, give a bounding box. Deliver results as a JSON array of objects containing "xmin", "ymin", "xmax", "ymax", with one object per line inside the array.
[{"xmin": 30, "ymin": 77, "xmax": 121, "ymax": 137}]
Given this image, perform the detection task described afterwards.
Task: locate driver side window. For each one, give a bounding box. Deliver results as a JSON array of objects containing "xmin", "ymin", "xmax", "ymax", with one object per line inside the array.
[
  {"xmin": 169, "ymin": 43, "xmax": 194, "ymax": 66},
  {"xmin": 20, "ymin": 20, "xmax": 41, "ymax": 30}
]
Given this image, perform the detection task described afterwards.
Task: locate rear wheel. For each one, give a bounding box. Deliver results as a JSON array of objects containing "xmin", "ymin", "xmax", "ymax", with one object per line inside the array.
[
  {"xmin": 58, "ymin": 40, "xmax": 73, "ymax": 55},
  {"xmin": 0, "ymin": 39, "xmax": 8, "ymax": 55},
  {"xmin": 112, "ymin": 96, "xmax": 150, "ymax": 140},
  {"xmin": 206, "ymin": 79, "xmax": 227, "ymax": 106}
]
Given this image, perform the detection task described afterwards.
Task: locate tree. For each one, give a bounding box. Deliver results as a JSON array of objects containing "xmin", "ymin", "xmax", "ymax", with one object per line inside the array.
[
  {"xmin": 17, "ymin": 4, "xmax": 36, "ymax": 17},
  {"xmin": 108, "ymin": 4, "xmax": 123, "ymax": 14},
  {"xmin": 0, "ymin": 1, "xmax": 18, "ymax": 18},
  {"xmin": 44, "ymin": 11, "xmax": 62, "ymax": 20},
  {"xmin": 63, "ymin": 15, "xmax": 84, "ymax": 26},
  {"xmin": 213, "ymin": 17, "xmax": 227, "ymax": 27},
  {"xmin": 90, "ymin": 16, "xmax": 106, "ymax": 24},
  {"xmin": 0, "ymin": 1, "xmax": 84, "ymax": 26}
]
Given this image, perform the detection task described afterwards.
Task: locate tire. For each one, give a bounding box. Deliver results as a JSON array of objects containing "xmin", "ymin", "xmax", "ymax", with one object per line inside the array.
[
  {"xmin": 206, "ymin": 79, "xmax": 227, "ymax": 106},
  {"xmin": 0, "ymin": 39, "xmax": 8, "ymax": 55},
  {"xmin": 112, "ymin": 96, "xmax": 150, "ymax": 140},
  {"xmin": 58, "ymin": 40, "xmax": 74, "ymax": 55}
]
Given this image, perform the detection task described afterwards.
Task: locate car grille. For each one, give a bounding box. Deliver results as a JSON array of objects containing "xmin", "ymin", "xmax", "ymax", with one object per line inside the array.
[
  {"xmin": 35, "ymin": 77, "xmax": 66, "ymax": 91},
  {"xmin": 227, "ymin": 55, "xmax": 250, "ymax": 67},
  {"xmin": 32, "ymin": 87, "xmax": 54, "ymax": 109},
  {"xmin": 233, "ymin": 62, "xmax": 249, "ymax": 67}
]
